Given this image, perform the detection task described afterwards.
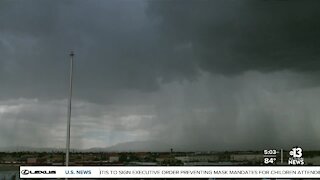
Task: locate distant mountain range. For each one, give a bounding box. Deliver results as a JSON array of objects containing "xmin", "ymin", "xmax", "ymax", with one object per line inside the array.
[
  {"xmin": 88, "ymin": 140, "xmax": 172, "ymax": 152},
  {"xmin": 0, "ymin": 146, "xmax": 64, "ymax": 152},
  {"xmin": 0, "ymin": 141, "xmax": 173, "ymax": 152}
]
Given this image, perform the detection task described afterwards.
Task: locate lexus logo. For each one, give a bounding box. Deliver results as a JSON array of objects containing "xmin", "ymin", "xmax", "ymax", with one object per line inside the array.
[
  {"xmin": 21, "ymin": 170, "xmax": 29, "ymax": 175},
  {"xmin": 20, "ymin": 169, "xmax": 56, "ymax": 175}
]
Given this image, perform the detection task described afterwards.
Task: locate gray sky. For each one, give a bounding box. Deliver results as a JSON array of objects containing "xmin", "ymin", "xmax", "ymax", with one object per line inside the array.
[{"xmin": 0, "ymin": 0, "xmax": 320, "ymax": 150}]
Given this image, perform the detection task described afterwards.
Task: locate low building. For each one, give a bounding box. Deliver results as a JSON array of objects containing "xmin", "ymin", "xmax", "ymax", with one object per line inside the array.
[
  {"xmin": 27, "ymin": 158, "xmax": 37, "ymax": 164},
  {"xmin": 175, "ymin": 155, "xmax": 219, "ymax": 162},
  {"xmin": 109, "ymin": 156, "xmax": 119, "ymax": 162},
  {"xmin": 184, "ymin": 162, "xmax": 240, "ymax": 166},
  {"xmin": 304, "ymin": 156, "xmax": 320, "ymax": 165},
  {"xmin": 230, "ymin": 154, "xmax": 263, "ymax": 163},
  {"xmin": 51, "ymin": 162, "xmax": 64, "ymax": 165},
  {"xmin": 156, "ymin": 154, "xmax": 171, "ymax": 163},
  {"xmin": 128, "ymin": 162, "xmax": 158, "ymax": 166}
]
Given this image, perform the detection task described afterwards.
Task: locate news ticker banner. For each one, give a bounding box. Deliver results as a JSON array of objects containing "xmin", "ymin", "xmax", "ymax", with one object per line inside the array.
[{"xmin": 20, "ymin": 166, "xmax": 320, "ymax": 178}]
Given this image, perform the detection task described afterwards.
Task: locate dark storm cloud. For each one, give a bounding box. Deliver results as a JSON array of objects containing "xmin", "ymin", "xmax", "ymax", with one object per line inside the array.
[
  {"xmin": 147, "ymin": 0, "xmax": 320, "ymax": 74},
  {"xmin": 1, "ymin": 0, "xmax": 320, "ymax": 102},
  {"xmin": 0, "ymin": 0, "xmax": 199, "ymax": 102},
  {"xmin": 1, "ymin": 0, "xmax": 320, "ymax": 150}
]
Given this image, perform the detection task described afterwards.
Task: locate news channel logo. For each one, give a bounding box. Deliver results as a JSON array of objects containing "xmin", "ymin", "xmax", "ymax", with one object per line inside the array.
[{"xmin": 288, "ymin": 147, "xmax": 304, "ymax": 165}]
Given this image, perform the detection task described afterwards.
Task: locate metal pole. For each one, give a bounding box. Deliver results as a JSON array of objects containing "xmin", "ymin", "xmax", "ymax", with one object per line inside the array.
[
  {"xmin": 66, "ymin": 50, "xmax": 74, "ymax": 166},
  {"xmin": 281, "ymin": 149, "xmax": 283, "ymax": 164}
]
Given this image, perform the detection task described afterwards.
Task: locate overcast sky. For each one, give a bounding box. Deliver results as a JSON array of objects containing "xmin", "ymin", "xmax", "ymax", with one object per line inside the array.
[{"xmin": 1, "ymin": 0, "xmax": 320, "ymax": 151}]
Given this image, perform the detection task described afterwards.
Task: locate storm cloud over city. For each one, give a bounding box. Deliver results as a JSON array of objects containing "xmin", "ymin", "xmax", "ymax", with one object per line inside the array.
[{"xmin": 0, "ymin": 0, "xmax": 320, "ymax": 151}]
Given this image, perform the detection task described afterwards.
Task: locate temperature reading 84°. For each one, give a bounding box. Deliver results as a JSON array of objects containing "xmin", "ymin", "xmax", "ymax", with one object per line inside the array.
[{"xmin": 264, "ymin": 157, "xmax": 276, "ymax": 164}]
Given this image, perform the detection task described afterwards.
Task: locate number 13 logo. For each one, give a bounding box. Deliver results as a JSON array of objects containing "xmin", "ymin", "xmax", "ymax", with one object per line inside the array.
[{"xmin": 290, "ymin": 147, "xmax": 302, "ymax": 158}]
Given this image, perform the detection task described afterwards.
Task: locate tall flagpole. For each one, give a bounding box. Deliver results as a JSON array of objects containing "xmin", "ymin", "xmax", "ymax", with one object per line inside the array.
[{"xmin": 66, "ymin": 50, "xmax": 74, "ymax": 166}]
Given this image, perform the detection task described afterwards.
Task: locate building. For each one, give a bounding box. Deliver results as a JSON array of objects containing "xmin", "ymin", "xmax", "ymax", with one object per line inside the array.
[
  {"xmin": 127, "ymin": 162, "xmax": 157, "ymax": 166},
  {"xmin": 175, "ymin": 155, "xmax": 219, "ymax": 162},
  {"xmin": 27, "ymin": 158, "xmax": 37, "ymax": 164},
  {"xmin": 304, "ymin": 156, "xmax": 320, "ymax": 165},
  {"xmin": 109, "ymin": 156, "xmax": 119, "ymax": 163},
  {"xmin": 230, "ymin": 154, "xmax": 263, "ymax": 163}
]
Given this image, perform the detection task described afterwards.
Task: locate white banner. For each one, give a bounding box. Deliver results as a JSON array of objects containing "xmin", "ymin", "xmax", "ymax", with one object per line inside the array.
[{"xmin": 20, "ymin": 166, "xmax": 320, "ymax": 178}]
